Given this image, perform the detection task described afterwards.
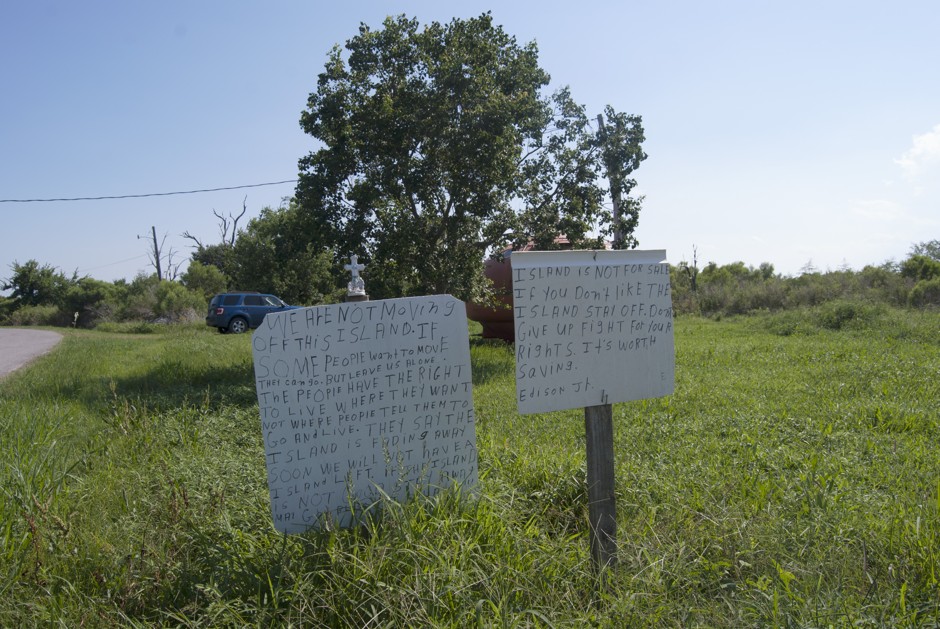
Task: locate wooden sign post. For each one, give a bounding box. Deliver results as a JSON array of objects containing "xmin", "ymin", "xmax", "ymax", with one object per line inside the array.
[
  {"xmin": 511, "ymin": 249, "xmax": 675, "ymax": 570},
  {"xmin": 585, "ymin": 402, "xmax": 617, "ymax": 568}
]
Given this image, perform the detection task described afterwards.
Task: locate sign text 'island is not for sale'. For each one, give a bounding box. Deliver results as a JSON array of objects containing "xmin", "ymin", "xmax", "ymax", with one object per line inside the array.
[{"xmin": 511, "ymin": 249, "xmax": 675, "ymax": 414}]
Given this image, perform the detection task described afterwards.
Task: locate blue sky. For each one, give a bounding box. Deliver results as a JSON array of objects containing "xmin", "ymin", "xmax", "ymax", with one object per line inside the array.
[{"xmin": 2, "ymin": 1, "xmax": 938, "ymax": 290}]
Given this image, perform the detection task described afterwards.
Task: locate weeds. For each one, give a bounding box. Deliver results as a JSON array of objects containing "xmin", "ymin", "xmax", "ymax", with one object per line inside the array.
[{"xmin": 0, "ymin": 313, "xmax": 938, "ymax": 625}]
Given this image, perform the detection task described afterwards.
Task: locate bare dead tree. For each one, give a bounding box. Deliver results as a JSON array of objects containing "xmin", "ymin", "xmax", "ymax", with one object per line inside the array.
[
  {"xmin": 679, "ymin": 244, "xmax": 699, "ymax": 293},
  {"xmin": 181, "ymin": 230, "xmax": 204, "ymax": 249},
  {"xmin": 138, "ymin": 226, "xmax": 165, "ymax": 280},
  {"xmin": 164, "ymin": 247, "xmax": 183, "ymax": 281},
  {"xmin": 182, "ymin": 196, "xmax": 248, "ymax": 250},
  {"xmin": 139, "ymin": 226, "xmax": 182, "ymax": 281}
]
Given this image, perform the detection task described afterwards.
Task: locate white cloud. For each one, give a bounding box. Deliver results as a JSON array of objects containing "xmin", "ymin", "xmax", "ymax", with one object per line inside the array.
[{"xmin": 895, "ymin": 123, "xmax": 940, "ymax": 180}]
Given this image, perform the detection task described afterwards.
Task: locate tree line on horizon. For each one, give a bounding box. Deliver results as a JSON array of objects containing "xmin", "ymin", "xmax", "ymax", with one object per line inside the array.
[
  {"xmin": 669, "ymin": 240, "xmax": 940, "ymax": 319},
  {"xmin": 2, "ymin": 238, "xmax": 937, "ymax": 329}
]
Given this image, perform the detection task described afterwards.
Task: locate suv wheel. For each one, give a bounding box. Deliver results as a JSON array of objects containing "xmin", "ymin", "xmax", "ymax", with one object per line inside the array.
[{"xmin": 228, "ymin": 317, "xmax": 249, "ymax": 334}]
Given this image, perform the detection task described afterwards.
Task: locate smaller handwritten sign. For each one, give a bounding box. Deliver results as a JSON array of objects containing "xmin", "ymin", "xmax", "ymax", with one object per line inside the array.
[
  {"xmin": 511, "ymin": 250, "xmax": 675, "ymax": 414},
  {"xmin": 252, "ymin": 295, "xmax": 476, "ymax": 533}
]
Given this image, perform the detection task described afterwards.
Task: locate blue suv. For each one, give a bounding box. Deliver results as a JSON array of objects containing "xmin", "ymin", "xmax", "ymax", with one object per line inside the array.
[{"xmin": 206, "ymin": 292, "xmax": 298, "ymax": 334}]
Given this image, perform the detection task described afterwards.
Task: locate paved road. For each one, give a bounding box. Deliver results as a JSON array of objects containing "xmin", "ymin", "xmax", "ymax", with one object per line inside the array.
[{"xmin": 0, "ymin": 328, "xmax": 63, "ymax": 380}]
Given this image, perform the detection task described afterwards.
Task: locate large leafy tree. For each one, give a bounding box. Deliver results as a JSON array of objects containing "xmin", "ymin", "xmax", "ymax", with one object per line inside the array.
[{"xmin": 296, "ymin": 13, "xmax": 645, "ymax": 301}]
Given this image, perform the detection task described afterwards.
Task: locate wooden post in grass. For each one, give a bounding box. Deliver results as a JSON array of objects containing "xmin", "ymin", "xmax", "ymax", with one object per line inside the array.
[{"xmin": 585, "ymin": 402, "xmax": 617, "ymax": 569}]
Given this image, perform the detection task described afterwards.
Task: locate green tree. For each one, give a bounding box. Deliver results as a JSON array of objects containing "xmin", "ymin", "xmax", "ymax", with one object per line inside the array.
[
  {"xmin": 296, "ymin": 13, "xmax": 646, "ymax": 301},
  {"xmin": 594, "ymin": 106, "xmax": 646, "ymax": 248},
  {"xmin": 116, "ymin": 273, "xmax": 203, "ymax": 322},
  {"xmin": 698, "ymin": 261, "xmax": 762, "ymax": 286},
  {"xmin": 229, "ymin": 201, "xmax": 336, "ymax": 305},
  {"xmin": 900, "ymin": 254, "xmax": 940, "ymax": 281},
  {"xmin": 910, "ymin": 239, "xmax": 940, "ymax": 261},
  {"xmin": 2, "ymin": 260, "xmax": 68, "ymax": 307},
  {"xmin": 181, "ymin": 261, "xmax": 228, "ymax": 301},
  {"xmin": 189, "ymin": 243, "xmax": 235, "ymax": 279},
  {"xmin": 121, "ymin": 272, "xmax": 162, "ymax": 320},
  {"xmin": 153, "ymin": 281, "xmax": 203, "ymax": 321},
  {"xmin": 61, "ymin": 277, "xmax": 118, "ymax": 326},
  {"xmin": 758, "ymin": 262, "xmax": 776, "ymax": 281}
]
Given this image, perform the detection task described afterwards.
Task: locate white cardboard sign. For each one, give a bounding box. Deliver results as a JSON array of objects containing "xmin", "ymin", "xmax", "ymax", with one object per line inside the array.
[
  {"xmin": 251, "ymin": 295, "xmax": 477, "ymax": 533},
  {"xmin": 511, "ymin": 250, "xmax": 675, "ymax": 414}
]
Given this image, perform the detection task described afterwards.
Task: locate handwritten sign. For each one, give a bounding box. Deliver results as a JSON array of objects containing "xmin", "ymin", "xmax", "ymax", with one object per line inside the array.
[
  {"xmin": 511, "ymin": 250, "xmax": 675, "ymax": 414},
  {"xmin": 252, "ymin": 295, "xmax": 477, "ymax": 533}
]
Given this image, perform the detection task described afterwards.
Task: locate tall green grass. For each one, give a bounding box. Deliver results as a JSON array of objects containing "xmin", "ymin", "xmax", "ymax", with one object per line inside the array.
[{"xmin": 1, "ymin": 312, "xmax": 938, "ymax": 626}]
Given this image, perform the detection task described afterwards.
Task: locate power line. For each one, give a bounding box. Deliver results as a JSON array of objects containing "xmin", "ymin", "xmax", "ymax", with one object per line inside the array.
[
  {"xmin": 0, "ymin": 179, "xmax": 298, "ymax": 203},
  {"xmin": 77, "ymin": 254, "xmax": 150, "ymax": 273}
]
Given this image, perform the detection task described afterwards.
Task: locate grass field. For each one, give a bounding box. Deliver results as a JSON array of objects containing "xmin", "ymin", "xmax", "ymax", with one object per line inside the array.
[{"xmin": 1, "ymin": 309, "xmax": 938, "ymax": 627}]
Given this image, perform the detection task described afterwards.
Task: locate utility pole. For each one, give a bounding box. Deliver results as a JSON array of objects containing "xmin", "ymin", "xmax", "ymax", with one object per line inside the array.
[
  {"xmin": 139, "ymin": 226, "xmax": 163, "ymax": 280},
  {"xmin": 151, "ymin": 226, "xmax": 162, "ymax": 281},
  {"xmin": 596, "ymin": 113, "xmax": 623, "ymax": 249}
]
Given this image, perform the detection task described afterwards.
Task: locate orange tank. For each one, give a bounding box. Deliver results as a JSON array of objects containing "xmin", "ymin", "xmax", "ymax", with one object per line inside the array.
[
  {"xmin": 466, "ymin": 238, "xmax": 577, "ymax": 342},
  {"xmin": 465, "ymin": 249, "xmax": 516, "ymax": 341}
]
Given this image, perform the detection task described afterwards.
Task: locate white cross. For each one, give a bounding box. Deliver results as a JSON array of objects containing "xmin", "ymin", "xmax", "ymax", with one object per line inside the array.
[
  {"xmin": 344, "ymin": 254, "xmax": 365, "ymax": 280},
  {"xmin": 344, "ymin": 254, "xmax": 366, "ymax": 295}
]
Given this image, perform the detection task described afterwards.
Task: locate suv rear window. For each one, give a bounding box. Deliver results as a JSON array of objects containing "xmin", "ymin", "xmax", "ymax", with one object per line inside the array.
[
  {"xmin": 244, "ymin": 295, "xmax": 264, "ymax": 306},
  {"xmin": 222, "ymin": 295, "xmax": 240, "ymax": 306}
]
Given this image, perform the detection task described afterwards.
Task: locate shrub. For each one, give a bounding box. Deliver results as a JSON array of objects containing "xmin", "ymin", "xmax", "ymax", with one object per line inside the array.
[
  {"xmin": 7, "ymin": 305, "xmax": 64, "ymax": 326},
  {"xmin": 725, "ymin": 281, "xmax": 787, "ymax": 315},
  {"xmin": 181, "ymin": 262, "xmax": 227, "ymax": 301},
  {"xmin": 909, "ymin": 277, "xmax": 940, "ymax": 308},
  {"xmin": 154, "ymin": 282, "xmax": 204, "ymax": 322},
  {"xmin": 815, "ymin": 300, "xmax": 880, "ymax": 330},
  {"xmin": 762, "ymin": 310, "xmax": 814, "ymax": 336},
  {"xmin": 94, "ymin": 321, "xmax": 163, "ymax": 334},
  {"xmin": 859, "ymin": 264, "xmax": 910, "ymax": 306},
  {"xmin": 786, "ymin": 273, "xmax": 834, "ymax": 308},
  {"xmin": 116, "ymin": 275, "xmax": 204, "ymax": 322},
  {"xmin": 60, "ymin": 277, "xmax": 118, "ymax": 328},
  {"xmin": 0, "ymin": 297, "xmax": 14, "ymax": 324},
  {"xmin": 696, "ymin": 284, "xmax": 727, "ymax": 316}
]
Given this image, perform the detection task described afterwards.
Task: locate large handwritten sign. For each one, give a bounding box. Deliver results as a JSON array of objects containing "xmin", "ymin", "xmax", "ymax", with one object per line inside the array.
[
  {"xmin": 252, "ymin": 295, "xmax": 476, "ymax": 533},
  {"xmin": 512, "ymin": 250, "xmax": 675, "ymax": 414}
]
